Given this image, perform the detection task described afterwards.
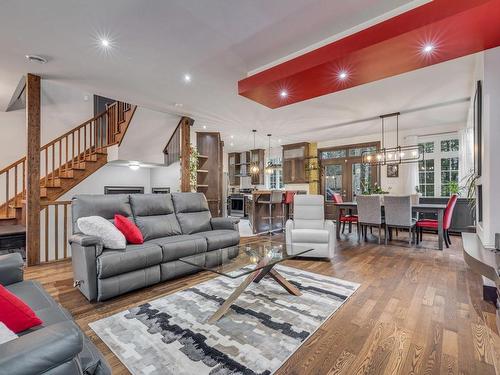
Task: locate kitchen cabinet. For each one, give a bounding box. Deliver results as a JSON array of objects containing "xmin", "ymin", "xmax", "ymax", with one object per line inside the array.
[{"xmin": 282, "ymin": 142, "xmax": 309, "ymax": 184}]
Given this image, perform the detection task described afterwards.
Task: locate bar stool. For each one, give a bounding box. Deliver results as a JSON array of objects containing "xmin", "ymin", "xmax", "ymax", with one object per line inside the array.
[{"xmin": 260, "ymin": 190, "xmax": 284, "ymax": 235}]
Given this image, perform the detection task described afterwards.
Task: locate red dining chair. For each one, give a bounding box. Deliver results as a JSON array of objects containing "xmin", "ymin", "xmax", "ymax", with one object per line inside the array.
[
  {"xmin": 332, "ymin": 193, "xmax": 358, "ymax": 234},
  {"xmin": 416, "ymin": 194, "xmax": 458, "ymax": 248}
]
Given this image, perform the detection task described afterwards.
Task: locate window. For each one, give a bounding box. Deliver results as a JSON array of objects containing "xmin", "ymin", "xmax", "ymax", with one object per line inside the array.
[
  {"xmin": 321, "ymin": 149, "xmax": 346, "ymax": 159},
  {"xmin": 419, "ymin": 160, "xmax": 435, "ymax": 197},
  {"xmin": 417, "ymin": 136, "xmax": 459, "ymax": 197}
]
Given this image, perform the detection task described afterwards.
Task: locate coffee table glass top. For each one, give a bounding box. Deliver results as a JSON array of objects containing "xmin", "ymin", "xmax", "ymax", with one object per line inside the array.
[{"xmin": 179, "ymin": 241, "xmax": 313, "ymax": 279}]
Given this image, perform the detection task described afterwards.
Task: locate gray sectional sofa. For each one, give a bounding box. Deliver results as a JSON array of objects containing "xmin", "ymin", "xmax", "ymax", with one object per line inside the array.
[
  {"xmin": 0, "ymin": 253, "xmax": 110, "ymax": 375},
  {"xmin": 70, "ymin": 192, "xmax": 240, "ymax": 301}
]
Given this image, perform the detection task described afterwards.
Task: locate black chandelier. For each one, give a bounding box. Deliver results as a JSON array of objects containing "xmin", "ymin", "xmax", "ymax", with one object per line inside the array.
[{"xmin": 361, "ymin": 112, "xmax": 424, "ymax": 166}]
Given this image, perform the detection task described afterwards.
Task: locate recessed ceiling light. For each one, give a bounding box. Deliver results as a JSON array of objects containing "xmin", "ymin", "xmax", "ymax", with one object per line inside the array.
[
  {"xmin": 230, "ymin": 135, "xmax": 234, "ymax": 139},
  {"xmin": 202, "ymin": 125, "xmax": 207, "ymax": 129},
  {"xmin": 278, "ymin": 139, "xmax": 282, "ymax": 143},
  {"xmin": 174, "ymin": 103, "xmax": 183, "ymax": 107},
  {"xmin": 100, "ymin": 38, "xmax": 110, "ymax": 48},
  {"xmin": 25, "ymin": 55, "xmax": 47, "ymax": 64},
  {"xmin": 184, "ymin": 74, "xmax": 191, "ymax": 83},
  {"xmin": 280, "ymin": 90, "xmax": 288, "ymax": 98},
  {"xmin": 423, "ymin": 44, "xmax": 434, "ymax": 53},
  {"xmin": 339, "ymin": 71, "xmax": 348, "ymax": 80},
  {"xmin": 230, "ymin": 142, "xmax": 234, "ymax": 147}
]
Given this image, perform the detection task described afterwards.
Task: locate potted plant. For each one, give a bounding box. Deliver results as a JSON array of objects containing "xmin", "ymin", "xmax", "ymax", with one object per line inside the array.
[{"xmin": 189, "ymin": 146, "xmax": 200, "ymax": 192}]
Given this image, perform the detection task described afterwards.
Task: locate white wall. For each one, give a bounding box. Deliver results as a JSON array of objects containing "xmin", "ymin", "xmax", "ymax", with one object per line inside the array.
[
  {"xmin": 150, "ymin": 162, "xmax": 181, "ymax": 193},
  {"xmin": 477, "ymin": 47, "xmax": 500, "ymax": 247},
  {"xmin": 117, "ymin": 107, "xmax": 180, "ymax": 164},
  {"xmin": 0, "ymin": 80, "xmax": 93, "ymax": 166}
]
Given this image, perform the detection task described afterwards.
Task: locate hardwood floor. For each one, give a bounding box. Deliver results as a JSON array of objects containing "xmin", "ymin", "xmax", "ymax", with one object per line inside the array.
[{"xmin": 25, "ymin": 233, "xmax": 500, "ymax": 374}]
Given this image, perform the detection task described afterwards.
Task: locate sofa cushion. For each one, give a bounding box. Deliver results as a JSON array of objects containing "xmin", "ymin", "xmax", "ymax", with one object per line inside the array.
[
  {"xmin": 114, "ymin": 214, "xmax": 144, "ymax": 244},
  {"xmin": 130, "ymin": 194, "xmax": 182, "ymax": 240},
  {"xmin": 195, "ymin": 230, "xmax": 240, "ymax": 251},
  {"xmin": 97, "ymin": 243, "xmax": 163, "ymax": 278},
  {"xmin": 0, "ymin": 284, "xmax": 43, "ymax": 333},
  {"xmin": 77, "ymin": 216, "xmax": 126, "ymax": 250},
  {"xmin": 72, "ymin": 194, "xmax": 132, "ymax": 234},
  {"xmin": 5, "ymin": 280, "xmax": 57, "ymax": 311},
  {"xmin": 291, "ymin": 228, "xmax": 329, "ymax": 244},
  {"xmin": 172, "ymin": 192, "xmax": 212, "ymax": 234},
  {"xmin": 149, "ymin": 235, "xmax": 208, "ymax": 262}
]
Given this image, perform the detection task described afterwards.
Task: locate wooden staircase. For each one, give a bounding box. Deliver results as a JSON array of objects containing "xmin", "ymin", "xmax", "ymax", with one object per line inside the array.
[{"xmin": 0, "ymin": 101, "xmax": 137, "ymax": 225}]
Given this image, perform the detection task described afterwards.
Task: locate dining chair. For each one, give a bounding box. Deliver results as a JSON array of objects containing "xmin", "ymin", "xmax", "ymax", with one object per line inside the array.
[
  {"xmin": 417, "ymin": 194, "xmax": 458, "ymax": 248},
  {"xmin": 384, "ymin": 195, "xmax": 418, "ymax": 246},
  {"xmin": 332, "ymin": 193, "xmax": 358, "ymax": 234},
  {"xmin": 356, "ymin": 195, "xmax": 385, "ymax": 244}
]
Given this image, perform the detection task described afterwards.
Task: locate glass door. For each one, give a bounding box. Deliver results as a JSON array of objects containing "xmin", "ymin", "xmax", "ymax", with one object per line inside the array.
[
  {"xmin": 351, "ymin": 163, "xmax": 375, "ymax": 200},
  {"xmin": 324, "ymin": 163, "xmax": 346, "ymax": 201}
]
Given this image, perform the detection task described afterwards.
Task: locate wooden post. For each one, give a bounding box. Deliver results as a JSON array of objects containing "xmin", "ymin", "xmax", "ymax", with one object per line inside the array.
[
  {"xmin": 180, "ymin": 117, "xmax": 194, "ymax": 192},
  {"xmin": 26, "ymin": 74, "xmax": 41, "ymax": 266}
]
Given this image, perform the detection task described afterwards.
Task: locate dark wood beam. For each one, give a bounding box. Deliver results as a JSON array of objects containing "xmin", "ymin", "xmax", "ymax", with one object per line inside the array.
[
  {"xmin": 180, "ymin": 117, "xmax": 194, "ymax": 192},
  {"xmin": 26, "ymin": 73, "xmax": 41, "ymax": 266}
]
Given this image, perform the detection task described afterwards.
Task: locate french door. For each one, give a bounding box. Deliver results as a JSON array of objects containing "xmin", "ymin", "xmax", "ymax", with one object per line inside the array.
[{"xmin": 320, "ymin": 142, "xmax": 379, "ymax": 219}]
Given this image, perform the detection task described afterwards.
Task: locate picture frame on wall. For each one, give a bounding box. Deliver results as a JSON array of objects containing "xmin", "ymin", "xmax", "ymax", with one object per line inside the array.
[
  {"xmin": 387, "ymin": 164, "xmax": 399, "ymax": 178},
  {"xmin": 473, "ymin": 80, "xmax": 482, "ymax": 177}
]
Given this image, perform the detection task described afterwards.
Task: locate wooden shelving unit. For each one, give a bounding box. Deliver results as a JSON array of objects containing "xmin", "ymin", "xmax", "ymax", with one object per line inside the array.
[{"xmin": 196, "ymin": 132, "xmax": 223, "ymax": 217}]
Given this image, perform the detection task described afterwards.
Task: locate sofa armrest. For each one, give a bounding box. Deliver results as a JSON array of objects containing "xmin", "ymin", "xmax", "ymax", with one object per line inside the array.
[
  {"xmin": 285, "ymin": 219, "xmax": 294, "ymax": 246},
  {"xmin": 324, "ymin": 220, "xmax": 336, "ymax": 258},
  {"xmin": 0, "ymin": 253, "xmax": 24, "ymax": 286},
  {"xmin": 0, "ymin": 321, "xmax": 83, "ymax": 375},
  {"xmin": 69, "ymin": 234, "xmax": 103, "ymax": 253},
  {"xmin": 70, "ymin": 235, "xmax": 101, "ymax": 302},
  {"xmin": 211, "ymin": 217, "xmax": 239, "ymax": 231}
]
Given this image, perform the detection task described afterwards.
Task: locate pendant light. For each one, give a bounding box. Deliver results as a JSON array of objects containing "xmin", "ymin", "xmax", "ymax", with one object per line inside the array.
[
  {"xmin": 265, "ymin": 134, "xmax": 274, "ymax": 174},
  {"xmin": 250, "ymin": 129, "xmax": 260, "ymax": 174},
  {"xmin": 362, "ymin": 112, "xmax": 424, "ymax": 165}
]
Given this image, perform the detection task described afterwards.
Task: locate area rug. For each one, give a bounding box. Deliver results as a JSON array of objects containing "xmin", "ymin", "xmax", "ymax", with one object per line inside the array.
[{"xmin": 89, "ymin": 265, "xmax": 359, "ymax": 375}]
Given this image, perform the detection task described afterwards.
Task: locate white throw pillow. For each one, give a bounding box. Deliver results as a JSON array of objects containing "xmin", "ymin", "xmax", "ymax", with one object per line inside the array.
[
  {"xmin": 77, "ymin": 216, "xmax": 126, "ymax": 249},
  {"xmin": 0, "ymin": 322, "xmax": 18, "ymax": 345}
]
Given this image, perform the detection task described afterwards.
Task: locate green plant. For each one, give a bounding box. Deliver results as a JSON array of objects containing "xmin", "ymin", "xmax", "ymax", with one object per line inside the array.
[
  {"xmin": 461, "ymin": 170, "xmax": 478, "ymax": 213},
  {"xmin": 189, "ymin": 146, "xmax": 200, "ymax": 191},
  {"xmin": 361, "ymin": 181, "xmax": 389, "ymax": 195},
  {"xmin": 449, "ymin": 180, "xmax": 460, "ymax": 195}
]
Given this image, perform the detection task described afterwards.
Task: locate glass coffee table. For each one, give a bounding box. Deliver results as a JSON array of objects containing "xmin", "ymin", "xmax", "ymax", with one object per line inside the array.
[{"xmin": 179, "ymin": 241, "xmax": 314, "ymax": 323}]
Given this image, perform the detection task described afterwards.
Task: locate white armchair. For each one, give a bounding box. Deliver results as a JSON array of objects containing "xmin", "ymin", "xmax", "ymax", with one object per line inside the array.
[{"xmin": 285, "ymin": 194, "xmax": 335, "ymax": 258}]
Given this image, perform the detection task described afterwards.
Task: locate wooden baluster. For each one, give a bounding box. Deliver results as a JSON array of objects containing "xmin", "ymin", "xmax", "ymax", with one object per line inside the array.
[
  {"xmin": 54, "ymin": 204, "xmax": 59, "ymax": 261},
  {"xmin": 51, "ymin": 145, "xmax": 55, "ymax": 184},
  {"xmin": 22, "ymin": 160, "xmax": 26, "ymax": 199},
  {"xmin": 63, "ymin": 203, "xmax": 68, "ymax": 259},
  {"xmin": 14, "ymin": 165, "xmax": 18, "ymax": 207},
  {"xmin": 59, "ymin": 141, "xmax": 62, "ymax": 178},
  {"xmin": 5, "ymin": 170, "xmax": 9, "ymax": 216},
  {"xmin": 78, "ymin": 128, "xmax": 81, "ymax": 164},
  {"xmin": 65, "ymin": 136, "xmax": 69, "ymax": 174},
  {"xmin": 84, "ymin": 123, "xmax": 87, "ymax": 158},
  {"xmin": 93, "ymin": 120, "xmax": 97, "ymax": 154},
  {"xmin": 71, "ymin": 133, "xmax": 75, "ymax": 168},
  {"xmin": 45, "ymin": 207, "xmax": 49, "ymax": 262},
  {"xmin": 45, "ymin": 148, "xmax": 48, "ymax": 187}
]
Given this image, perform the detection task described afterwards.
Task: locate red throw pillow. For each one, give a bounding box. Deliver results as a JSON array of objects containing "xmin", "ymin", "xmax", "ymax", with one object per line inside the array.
[
  {"xmin": 0, "ymin": 284, "xmax": 43, "ymax": 333},
  {"xmin": 114, "ymin": 214, "xmax": 144, "ymax": 244}
]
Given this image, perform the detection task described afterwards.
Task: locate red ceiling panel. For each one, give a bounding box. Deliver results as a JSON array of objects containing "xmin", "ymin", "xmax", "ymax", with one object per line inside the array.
[{"xmin": 238, "ymin": 0, "xmax": 500, "ymax": 108}]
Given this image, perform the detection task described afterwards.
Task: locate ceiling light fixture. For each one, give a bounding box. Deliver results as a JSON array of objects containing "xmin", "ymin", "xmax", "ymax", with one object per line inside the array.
[
  {"xmin": 128, "ymin": 162, "xmax": 140, "ymax": 171},
  {"xmin": 250, "ymin": 130, "xmax": 260, "ymax": 175},
  {"xmin": 174, "ymin": 103, "xmax": 183, "ymax": 107},
  {"xmin": 230, "ymin": 135, "xmax": 234, "ymax": 139},
  {"xmin": 183, "ymin": 74, "xmax": 192, "ymax": 83},
  {"xmin": 25, "ymin": 55, "xmax": 47, "ymax": 64},
  {"xmin": 202, "ymin": 125, "xmax": 207, "ymax": 129},
  {"xmin": 280, "ymin": 90, "xmax": 288, "ymax": 98},
  {"xmin": 265, "ymin": 134, "xmax": 280, "ymax": 174},
  {"xmin": 338, "ymin": 71, "xmax": 348, "ymax": 80},
  {"xmin": 423, "ymin": 44, "xmax": 434, "ymax": 53},
  {"xmin": 230, "ymin": 142, "xmax": 234, "ymax": 147},
  {"xmin": 100, "ymin": 38, "xmax": 110, "ymax": 48},
  {"xmin": 362, "ymin": 112, "xmax": 424, "ymax": 166}
]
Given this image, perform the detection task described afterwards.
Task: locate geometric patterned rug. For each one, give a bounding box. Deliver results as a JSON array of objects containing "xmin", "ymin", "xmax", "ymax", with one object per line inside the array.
[{"xmin": 90, "ymin": 265, "xmax": 360, "ymax": 375}]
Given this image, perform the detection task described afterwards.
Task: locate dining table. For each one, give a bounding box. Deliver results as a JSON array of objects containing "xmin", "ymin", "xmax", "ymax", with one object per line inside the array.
[{"xmin": 333, "ymin": 202, "xmax": 447, "ymax": 250}]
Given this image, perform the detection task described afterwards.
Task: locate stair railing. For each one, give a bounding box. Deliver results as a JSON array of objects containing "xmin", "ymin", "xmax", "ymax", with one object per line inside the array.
[{"xmin": 0, "ymin": 101, "xmax": 131, "ymax": 218}]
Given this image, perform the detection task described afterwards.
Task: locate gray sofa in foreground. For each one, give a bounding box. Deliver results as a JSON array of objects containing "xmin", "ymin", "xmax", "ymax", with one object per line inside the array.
[
  {"xmin": 0, "ymin": 253, "xmax": 110, "ymax": 375},
  {"xmin": 70, "ymin": 192, "xmax": 240, "ymax": 302}
]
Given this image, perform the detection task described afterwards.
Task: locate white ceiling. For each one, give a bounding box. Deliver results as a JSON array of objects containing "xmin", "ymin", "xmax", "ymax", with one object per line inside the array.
[{"xmin": 0, "ymin": 0, "xmax": 476, "ymax": 151}]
